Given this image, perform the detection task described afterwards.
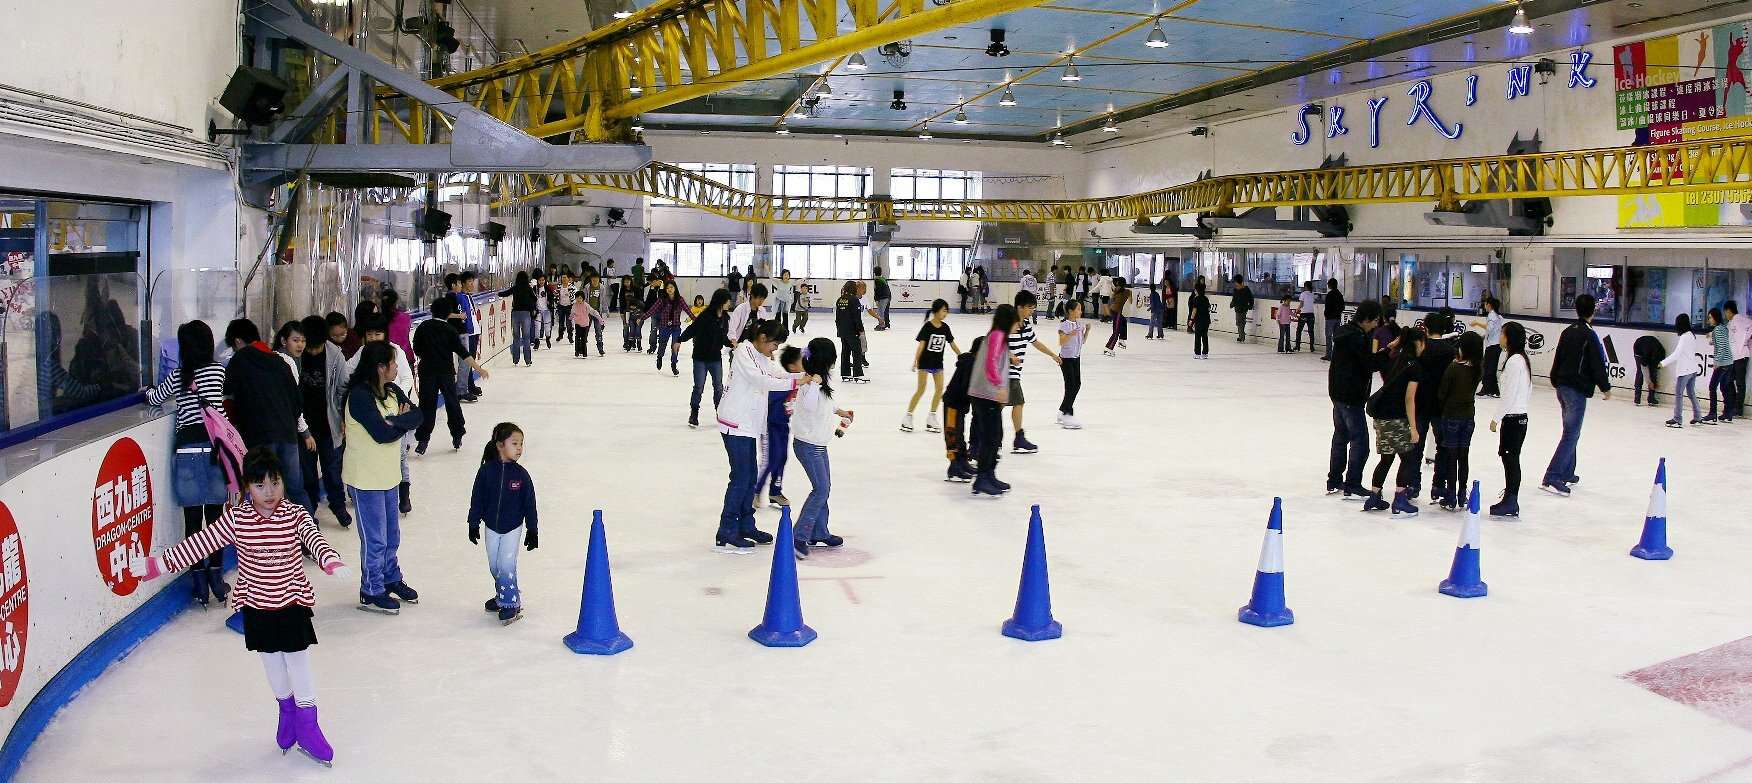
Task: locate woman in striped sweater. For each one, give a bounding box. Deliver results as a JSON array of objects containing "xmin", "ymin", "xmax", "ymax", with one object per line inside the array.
[
  {"xmin": 145, "ymin": 320, "xmax": 232, "ymax": 607},
  {"xmin": 134, "ymin": 447, "xmax": 349, "ymax": 767}
]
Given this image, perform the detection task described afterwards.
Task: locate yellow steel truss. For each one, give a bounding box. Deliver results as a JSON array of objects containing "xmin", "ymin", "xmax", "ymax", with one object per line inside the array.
[
  {"xmin": 372, "ymin": 0, "xmax": 1050, "ymax": 144},
  {"xmin": 496, "ymin": 137, "xmax": 1752, "ymax": 223}
]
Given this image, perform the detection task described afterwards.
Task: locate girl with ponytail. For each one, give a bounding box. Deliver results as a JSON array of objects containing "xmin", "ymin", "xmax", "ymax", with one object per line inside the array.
[
  {"xmin": 467, "ymin": 422, "xmax": 538, "ymax": 625},
  {"xmin": 790, "ymin": 338, "xmax": 854, "ymax": 559}
]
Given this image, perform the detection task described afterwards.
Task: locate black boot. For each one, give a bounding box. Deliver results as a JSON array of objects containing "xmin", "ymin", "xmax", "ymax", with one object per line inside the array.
[
  {"xmin": 207, "ymin": 566, "xmax": 231, "ymax": 604},
  {"xmin": 190, "ymin": 564, "xmax": 212, "ymax": 607},
  {"xmin": 399, "ymin": 482, "xmax": 412, "ymax": 514}
]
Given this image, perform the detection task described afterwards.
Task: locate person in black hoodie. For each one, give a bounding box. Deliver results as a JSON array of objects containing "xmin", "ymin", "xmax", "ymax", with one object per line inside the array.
[
  {"xmin": 1540, "ymin": 293, "xmax": 1612, "ymax": 497},
  {"xmin": 222, "ymin": 318, "xmax": 315, "ymax": 515},
  {"xmin": 1230, "ymin": 276, "xmax": 1254, "ymax": 342},
  {"xmin": 1321, "ymin": 279, "xmax": 1345, "ymax": 360},
  {"xmin": 941, "ymin": 334, "xmax": 983, "ymax": 482},
  {"xmin": 835, "ymin": 281, "xmax": 868, "ymax": 382},
  {"xmin": 679, "ymin": 288, "xmax": 734, "ymax": 428},
  {"xmin": 1325, "ymin": 299, "xmax": 1389, "ymax": 498},
  {"xmin": 412, "ymin": 297, "xmax": 492, "ymax": 453},
  {"xmin": 1632, "ymin": 333, "xmax": 1666, "ymax": 406},
  {"xmin": 1408, "ymin": 308, "xmax": 1459, "ymax": 499}
]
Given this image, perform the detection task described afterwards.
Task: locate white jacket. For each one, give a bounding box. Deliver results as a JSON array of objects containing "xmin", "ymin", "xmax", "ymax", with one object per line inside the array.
[
  {"xmin": 1659, "ymin": 331, "xmax": 1705, "ymax": 378},
  {"xmin": 716, "ymin": 342, "xmax": 796, "ymax": 438},
  {"xmin": 792, "ymin": 383, "xmax": 844, "ymax": 446},
  {"xmin": 1731, "ymin": 313, "xmax": 1752, "ymax": 361},
  {"xmin": 1493, "ymin": 353, "xmax": 1531, "ymax": 426}
]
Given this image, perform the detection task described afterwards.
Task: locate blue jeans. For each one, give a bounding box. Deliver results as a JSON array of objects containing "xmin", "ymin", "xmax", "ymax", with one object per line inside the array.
[
  {"xmin": 1323, "ymin": 317, "xmax": 1339, "ymax": 358},
  {"xmin": 349, "ymin": 487, "xmax": 402, "ymax": 596},
  {"xmin": 691, "ymin": 359, "xmax": 724, "ymax": 418},
  {"xmin": 1327, "ymin": 403, "xmax": 1368, "ymax": 489},
  {"xmin": 792, "ymin": 441, "xmax": 831, "ymax": 543},
  {"xmin": 300, "ymin": 427, "xmax": 348, "ymax": 523},
  {"xmin": 1542, "ymin": 386, "xmax": 1588, "ymax": 486},
  {"xmin": 267, "ymin": 441, "xmax": 313, "ymax": 517},
  {"xmin": 511, "ymin": 311, "xmax": 534, "ymax": 365},
  {"xmin": 654, "ymin": 324, "xmax": 682, "ymax": 371},
  {"xmin": 484, "ymin": 526, "xmax": 522, "ymax": 609},
  {"xmin": 718, "ymin": 434, "xmax": 760, "ymax": 539},
  {"xmin": 1674, "ymin": 373, "xmax": 1700, "ymax": 420},
  {"xmin": 757, "ymin": 417, "xmax": 790, "ymax": 497}
]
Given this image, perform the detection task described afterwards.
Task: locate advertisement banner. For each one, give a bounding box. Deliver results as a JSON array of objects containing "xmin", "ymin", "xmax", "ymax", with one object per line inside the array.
[
  {"xmin": 1618, "ymin": 20, "xmax": 1752, "ymax": 227},
  {"xmin": 0, "ymin": 503, "xmax": 26, "ymax": 709},
  {"xmin": 90, "ymin": 438, "xmax": 152, "ymax": 597}
]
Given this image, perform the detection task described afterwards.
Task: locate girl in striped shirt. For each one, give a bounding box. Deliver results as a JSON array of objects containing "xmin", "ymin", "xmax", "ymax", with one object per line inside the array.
[
  {"xmin": 145, "ymin": 320, "xmax": 231, "ymax": 607},
  {"xmin": 134, "ymin": 447, "xmax": 349, "ymax": 767}
]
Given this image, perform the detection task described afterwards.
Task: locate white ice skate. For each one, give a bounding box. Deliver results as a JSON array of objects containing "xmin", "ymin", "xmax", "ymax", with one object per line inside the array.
[
  {"xmin": 900, "ymin": 412, "xmax": 914, "ymax": 432},
  {"xmin": 925, "ymin": 412, "xmax": 941, "ymax": 432}
]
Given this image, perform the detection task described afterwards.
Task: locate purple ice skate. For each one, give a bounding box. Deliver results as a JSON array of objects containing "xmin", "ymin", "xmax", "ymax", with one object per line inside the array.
[
  {"xmin": 293, "ymin": 705, "xmax": 334, "ymax": 766},
  {"xmin": 276, "ymin": 697, "xmax": 297, "ymax": 752}
]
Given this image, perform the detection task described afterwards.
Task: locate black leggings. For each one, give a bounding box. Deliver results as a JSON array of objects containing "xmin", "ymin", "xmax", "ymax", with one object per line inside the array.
[
  {"xmin": 183, "ymin": 504, "xmax": 224, "ymax": 569},
  {"xmin": 1059, "ymin": 358, "xmax": 1081, "ymax": 415},
  {"xmin": 1497, "ymin": 415, "xmax": 1527, "ymax": 497},
  {"xmin": 840, "ymin": 335, "xmax": 865, "ymax": 378},
  {"xmin": 1370, "ymin": 451, "xmax": 1418, "ymax": 492}
]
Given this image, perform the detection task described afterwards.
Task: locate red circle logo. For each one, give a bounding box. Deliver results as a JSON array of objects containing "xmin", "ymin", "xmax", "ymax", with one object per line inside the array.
[
  {"xmin": 91, "ymin": 437, "xmax": 154, "ymax": 597},
  {"xmin": 0, "ymin": 501, "xmax": 29, "ymax": 707}
]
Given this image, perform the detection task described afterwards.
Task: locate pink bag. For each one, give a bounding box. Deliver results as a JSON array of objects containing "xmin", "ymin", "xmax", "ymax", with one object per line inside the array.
[{"xmin": 201, "ymin": 405, "xmax": 248, "ymax": 495}]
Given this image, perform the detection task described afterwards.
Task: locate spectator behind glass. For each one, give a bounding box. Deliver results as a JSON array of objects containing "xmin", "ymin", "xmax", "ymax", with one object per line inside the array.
[
  {"xmin": 35, "ymin": 311, "xmax": 109, "ymax": 418},
  {"xmin": 68, "ymin": 282, "xmax": 141, "ymax": 405}
]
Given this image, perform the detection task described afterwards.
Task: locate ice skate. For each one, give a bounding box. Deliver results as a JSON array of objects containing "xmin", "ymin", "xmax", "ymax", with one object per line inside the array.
[
  {"xmin": 1360, "ymin": 492, "xmax": 1390, "ymax": 513},
  {"xmin": 1390, "ymin": 490, "xmax": 1420, "ymax": 518},
  {"xmin": 384, "ymin": 580, "xmax": 420, "ymax": 604},
  {"xmin": 768, "ymin": 494, "xmax": 790, "ymax": 507},
  {"xmin": 1060, "ymin": 415, "xmax": 1082, "ymax": 430},
  {"xmin": 925, "ymin": 412, "xmax": 941, "ymax": 432},
  {"xmin": 357, "ymin": 592, "xmax": 400, "ymax": 615},
  {"xmin": 900, "ymin": 412, "xmax": 914, "ymax": 432},
  {"xmin": 745, "ymin": 528, "xmax": 774, "ymax": 545},
  {"xmin": 499, "ymin": 606, "xmax": 523, "ymax": 626},
  {"xmin": 945, "ymin": 461, "xmax": 975, "ymax": 483},
  {"xmin": 810, "ymin": 534, "xmax": 844, "ymax": 547},
  {"xmin": 275, "ymin": 697, "xmax": 297, "ymax": 753},
  {"xmin": 1011, "ymin": 431, "xmax": 1038, "ymax": 454},
  {"xmin": 292, "ymin": 705, "xmax": 334, "ymax": 767},
  {"xmin": 714, "ymin": 535, "xmax": 757, "ymax": 553},
  {"xmin": 1488, "ymin": 494, "xmax": 1520, "ymax": 519}
]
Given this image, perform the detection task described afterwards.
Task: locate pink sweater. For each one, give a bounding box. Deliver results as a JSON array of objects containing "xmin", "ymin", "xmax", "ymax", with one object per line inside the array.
[{"xmin": 984, "ymin": 329, "xmax": 1007, "ymax": 385}]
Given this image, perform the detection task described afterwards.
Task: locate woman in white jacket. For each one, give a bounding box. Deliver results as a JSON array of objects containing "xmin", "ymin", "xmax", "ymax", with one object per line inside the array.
[
  {"xmin": 1659, "ymin": 313, "xmax": 1705, "ymax": 428},
  {"xmin": 790, "ymin": 338, "xmax": 854, "ymax": 560},
  {"xmin": 716, "ymin": 320, "xmax": 814, "ymax": 551},
  {"xmin": 1488, "ymin": 322, "xmax": 1532, "ymax": 519}
]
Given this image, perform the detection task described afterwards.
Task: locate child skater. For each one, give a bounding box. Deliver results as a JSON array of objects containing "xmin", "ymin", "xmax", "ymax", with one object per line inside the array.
[
  {"xmin": 1488, "ymin": 322, "xmax": 1530, "ymax": 518},
  {"xmin": 792, "ymin": 338, "xmax": 855, "ymax": 559},
  {"xmin": 1058, "ymin": 299, "xmax": 1088, "ymax": 429},
  {"xmin": 754, "ymin": 347, "xmax": 802, "ymax": 509},
  {"xmin": 941, "ymin": 333, "xmax": 981, "ymax": 483},
  {"xmin": 1188, "ymin": 281, "xmax": 1212, "ymax": 358},
  {"xmin": 1433, "ymin": 332, "xmax": 1482, "ymax": 512},
  {"xmin": 903, "ymin": 299, "xmax": 961, "ymax": 434},
  {"xmin": 468, "ymin": 422, "xmax": 538, "ymax": 626},
  {"xmin": 1103, "ymin": 280, "xmax": 1129, "ymax": 356},
  {"xmin": 133, "ymin": 447, "xmax": 348, "ymax": 766},
  {"xmin": 1361, "ymin": 327, "xmax": 1427, "ymax": 517},
  {"xmin": 1275, "ymin": 294, "xmax": 1295, "ymax": 353},
  {"xmin": 1146, "ymin": 282, "xmax": 1165, "ymax": 340},
  {"xmin": 714, "ymin": 320, "xmax": 814, "ymax": 551},
  {"xmin": 1659, "ymin": 313, "xmax": 1704, "ymax": 427},
  {"xmin": 793, "ymin": 282, "xmax": 812, "ymax": 333},
  {"xmin": 969, "ymin": 305, "xmax": 1022, "ymax": 496}
]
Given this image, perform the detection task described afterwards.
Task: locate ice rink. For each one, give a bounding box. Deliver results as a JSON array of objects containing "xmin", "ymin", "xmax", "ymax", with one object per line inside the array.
[{"xmin": 20, "ymin": 313, "xmax": 1752, "ymax": 782}]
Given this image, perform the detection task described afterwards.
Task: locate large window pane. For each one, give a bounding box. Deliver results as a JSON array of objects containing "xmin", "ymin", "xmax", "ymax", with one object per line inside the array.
[
  {"xmin": 887, "ymin": 247, "xmax": 914, "ymax": 281},
  {"xmin": 677, "ymin": 243, "xmax": 703, "ymax": 277},
  {"xmin": 809, "ymin": 245, "xmax": 835, "ymax": 279}
]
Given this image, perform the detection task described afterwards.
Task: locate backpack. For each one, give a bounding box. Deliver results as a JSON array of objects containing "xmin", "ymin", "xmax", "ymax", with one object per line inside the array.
[{"xmin": 201, "ymin": 405, "xmax": 248, "ymax": 496}]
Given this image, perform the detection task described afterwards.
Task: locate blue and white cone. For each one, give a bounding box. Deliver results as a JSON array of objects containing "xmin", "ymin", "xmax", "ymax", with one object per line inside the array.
[
  {"xmin": 1238, "ymin": 498, "xmax": 1294, "ymax": 627},
  {"xmin": 1630, "ymin": 458, "xmax": 1673, "ymax": 560},
  {"xmin": 1438, "ymin": 481, "xmax": 1488, "ymax": 598}
]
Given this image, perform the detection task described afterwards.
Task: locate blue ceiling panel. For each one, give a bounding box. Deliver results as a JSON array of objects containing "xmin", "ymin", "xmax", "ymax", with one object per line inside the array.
[{"xmin": 1168, "ymin": 0, "xmax": 1501, "ymax": 40}]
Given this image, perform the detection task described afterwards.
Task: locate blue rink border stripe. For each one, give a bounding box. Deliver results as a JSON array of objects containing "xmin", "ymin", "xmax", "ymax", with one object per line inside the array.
[{"xmin": 0, "ymin": 557, "xmax": 229, "ymax": 783}]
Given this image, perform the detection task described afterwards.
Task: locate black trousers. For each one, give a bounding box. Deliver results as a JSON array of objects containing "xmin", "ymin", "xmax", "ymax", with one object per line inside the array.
[
  {"xmin": 1480, "ymin": 344, "xmax": 1502, "ymax": 396},
  {"xmin": 183, "ymin": 504, "xmax": 224, "ymax": 569},
  {"xmin": 1497, "ymin": 414, "xmax": 1527, "ymax": 497},
  {"xmin": 1634, "ymin": 359, "xmax": 1660, "ymax": 404},
  {"xmin": 840, "ymin": 335, "xmax": 865, "ymax": 378},
  {"xmin": 416, "ymin": 370, "xmax": 465, "ymax": 444},
  {"xmin": 1059, "ymin": 357, "xmax": 1081, "ymax": 415},
  {"xmin": 943, "ymin": 404, "xmax": 968, "ymax": 464},
  {"xmin": 971, "ymin": 398, "xmax": 1004, "ymax": 475},
  {"xmin": 1192, "ymin": 325, "xmax": 1209, "ymax": 355}
]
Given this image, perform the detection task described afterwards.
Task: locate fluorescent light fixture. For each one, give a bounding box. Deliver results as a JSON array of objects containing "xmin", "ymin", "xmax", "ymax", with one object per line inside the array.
[
  {"xmin": 628, "ymin": 75, "xmax": 642, "ymax": 95},
  {"xmin": 1146, "ymin": 19, "xmax": 1169, "ymax": 48},
  {"xmin": 630, "ymin": 116, "xmax": 644, "ymax": 132},
  {"xmin": 776, "ymin": 122, "xmax": 791, "ymax": 135},
  {"xmin": 846, "ymin": 52, "xmax": 868, "ymax": 70},
  {"xmin": 612, "ymin": 10, "xmax": 633, "ymax": 19},
  {"xmin": 1586, "ymin": 266, "xmax": 1615, "ymax": 279},
  {"xmin": 579, "ymin": 232, "xmax": 598, "ymax": 243},
  {"xmin": 1509, "ymin": 3, "xmax": 1533, "ymax": 35},
  {"xmin": 1470, "ymin": 264, "xmax": 1488, "ymax": 273}
]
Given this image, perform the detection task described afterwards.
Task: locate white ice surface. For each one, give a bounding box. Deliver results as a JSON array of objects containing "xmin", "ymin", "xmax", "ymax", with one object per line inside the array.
[{"xmin": 19, "ymin": 315, "xmax": 1752, "ymax": 783}]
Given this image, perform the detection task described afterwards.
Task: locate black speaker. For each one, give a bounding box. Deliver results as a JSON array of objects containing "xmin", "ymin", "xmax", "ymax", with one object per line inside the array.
[
  {"xmin": 219, "ymin": 66, "xmax": 289, "ymax": 126},
  {"xmin": 482, "ymin": 221, "xmax": 506, "ymax": 243},
  {"xmin": 527, "ymin": 227, "xmax": 542, "ymax": 243},
  {"xmin": 418, "ymin": 208, "xmax": 453, "ymax": 238}
]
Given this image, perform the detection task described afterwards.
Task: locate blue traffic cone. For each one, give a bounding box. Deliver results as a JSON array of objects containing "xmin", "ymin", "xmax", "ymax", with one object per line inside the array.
[
  {"xmin": 1238, "ymin": 498, "xmax": 1294, "ymax": 627},
  {"xmin": 748, "ymin": 507, "xmax": 816, "ymax": 647},
  {"xmin": 225, "ymin": 609, "xmax": 244, "ymax": 635},
  {"xmin": 1001, "ymin": 505, "xmax": 1062, "ymax": 641},
  {"xmin": 1439, "ymin": 481, "xmax": 1489, "ymax": 598},
  {"xmin": 1630, "ymin": 458, "xmax": 1673, "ymax": 560},
  {"xmin": 563, "ymin": 511, "xmax": 633, "ymax": 655}
]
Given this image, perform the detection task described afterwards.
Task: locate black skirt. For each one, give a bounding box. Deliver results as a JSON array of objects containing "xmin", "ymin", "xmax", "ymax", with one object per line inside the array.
[{"xmin": 242, "ymin": 605, "xmax": 318, "ymax": 653}]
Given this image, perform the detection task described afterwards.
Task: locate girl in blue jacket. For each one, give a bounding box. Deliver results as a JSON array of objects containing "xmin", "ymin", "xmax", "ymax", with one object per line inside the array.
[{"xmin": 468, "ymin": 422, "xmax": 539, "ymax": 625}]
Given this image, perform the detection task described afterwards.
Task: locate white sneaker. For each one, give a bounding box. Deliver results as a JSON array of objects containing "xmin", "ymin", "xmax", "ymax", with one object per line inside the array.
[
  {"xmin": 900, "ymin": 412, "xmax": 914, "ymax": 432},
  {"xmin": 925, "ymin": 411, "xmax": 941, "ymax": 432},
  {"xmin": 1055, "ymin": 412, "xmax": 1066, "ymax": 425},
  {"xmin": 1061, "ymin": 415, "xmax": 1083, "ymax": 429}
]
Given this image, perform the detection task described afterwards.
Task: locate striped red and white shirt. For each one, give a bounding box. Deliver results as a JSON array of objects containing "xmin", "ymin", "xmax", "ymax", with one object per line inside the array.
[{"xmin": 159, "ymin": 500, "xmax": 343, "ymax": 611}]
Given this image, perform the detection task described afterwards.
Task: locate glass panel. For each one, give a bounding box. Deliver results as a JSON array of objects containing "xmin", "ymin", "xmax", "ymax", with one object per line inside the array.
[
  {"xmin": 891, "ymin": 177, "xmax": 913, "ymax": 201},
  {"xmin": 677, "ymin": 243, "xmax": 703, "ymax": 278},
  {"xmin": 887, "ymin": 247, "xmax": 914, "ymax": 281},
  {"xmin": 809, "ymin": 245, "xmax": 835, "ymax": 279},
  {"xmin": 916, "ymin": 176, "xmax": 940, "ymax": 200},
  {"xmin": 939, "ymin": 248, "xmax": 965, "ymax": 281},
  {"xmin": 941, "ymin": 177, "xmax": 965, "ymax": 201},
  {"xmin": 728, "ymin": 243, "xmax": 752, "ymax": 278}
]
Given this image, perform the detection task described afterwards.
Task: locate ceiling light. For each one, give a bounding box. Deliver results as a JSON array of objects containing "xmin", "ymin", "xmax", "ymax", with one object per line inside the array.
[
  {"xmin": 1146, "ymin": 18, "xmax": 1169, "ymax": 48},
  {"xmin": 918, "ymin": 123, "xmax": 933, "ymax": 140},
  {"xmin": 1061, "ymin": 56, "xmax": 1081, "ymax": 82},
  {"xmin": 628, "ymin": 75, "xmax": 642, "ymax": 95},
  {"xmin": 1509, "ymin": 3, "xmax": 1532, "ymax": 35},
  {"xmin": 1050, "ymin": 130, "xmax": 1066, "ymax": 146},
  {"xmin": 630, "ymin": 116, "xmax": 644, "ymax": 132},
  {"xmin": 954, "ymin": 107, "xmax": 969, "ymax": 124},
  {"xmin": 890, "ymin": 89, "xmax": 907, "ymax": 111},
  {"xmin": 612, "ymin": 10, "xmax": 633, "ymax": 19},
  {"xmin": 776, "ymin": 121, "xmax": 791, "ymax": 135},
  {"xmin": 999, "ymin": 86, "xmax": 1017, "ymax": 106},
  {"xmin": 792, "ymin": 103, "xmax": 809, "ymax": 119},
  {"xmin": 816, "ymin": 80, "xmax": 832, "ymax": 96},
  {"xmin": 986, "ymin": 29, "xmax": 1010, "ymax": 58},
  {"xmin": 847, "ymin": 52, "xmax": 868, "ymax": 70},
  {"xmin": 1102, "ymin": 114, "xmax": 1119, "ymax": 132},
  {"xmin": 579, "ymin": 232, "xmax": 598, "ymax": 243}
]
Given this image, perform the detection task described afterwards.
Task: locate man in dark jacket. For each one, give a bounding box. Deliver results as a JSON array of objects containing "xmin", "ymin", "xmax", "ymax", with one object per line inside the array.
[
  {"xmin": 1322, "ymin": 279, "xmax": 1345, "ymax": 360},
  {"xmin": 1541, "ymin": 293, "xmax": 1612, "ymax": 496},
  {"xmin": 1326, "ymin": 300, "xmax": 1387, "ymax": 498},
  {"xmin": 1230, "ymin": 276, "xmax": 1254, "ymax": 342},
  {"xmin": 413, "ymin": 297, "xmax": 491, "ymax": 452},
  {"xmin": 222, "ymin": 318, "xmax": 315, "ymax": 515},
  {"xmin": 1408, "ymin": 309, "xmax": 1459, "ymax": 498}
]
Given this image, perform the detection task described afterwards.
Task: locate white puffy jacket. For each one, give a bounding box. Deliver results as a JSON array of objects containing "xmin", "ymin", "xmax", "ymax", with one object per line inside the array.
[
  {"xmin": 1659, "ymin": 331, "xmax": 1705, "ymax": 378},
  {"xmin": 792, "ymin": 384, "xmax": 843, "ymax": 446},
  {"xmin": 716, "ymin": 342, "xmax": 796, "ymax": 438}
]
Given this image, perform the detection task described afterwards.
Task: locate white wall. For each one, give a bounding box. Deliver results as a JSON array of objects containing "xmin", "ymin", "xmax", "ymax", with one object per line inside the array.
[{"xmin": 2, "ymin": 0, "xmax": 239, "ymax": 135}]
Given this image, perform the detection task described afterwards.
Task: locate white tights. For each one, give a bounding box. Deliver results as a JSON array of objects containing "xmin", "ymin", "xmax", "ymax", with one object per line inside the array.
[{"xmin": 259, "ymin": 651, "xmax": 317, "ymax": 708}]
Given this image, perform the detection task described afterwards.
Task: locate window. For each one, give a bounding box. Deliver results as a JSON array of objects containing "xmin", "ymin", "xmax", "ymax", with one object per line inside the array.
[
  {"xmin": 887, "ymin": 245, "xmax": 970, "ymax": 281},
  {"xmin": 646, "ymin": 240, "xmax": 747, "ymax": 276},
  {"xmin": 772, "ymin": 165, "xmax": 871, "ymax": 202},
  {"xmin": 890, "ymin": 169, "xmax": 982, "ymax": 202},
  {"xmin": 652, "ymin": 163, "xmax": 757, "ymax": 205},
  {"xmin": 1576, "ymin": 249, "xmax": 1752, "ymax": 327},
  {"xmin": 1, "ymin": 194, "xmax": 149, "ymax": 440},
  {"xmin": 774, "ymin": 243, "xmax": 868, "ymax": 279}
]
